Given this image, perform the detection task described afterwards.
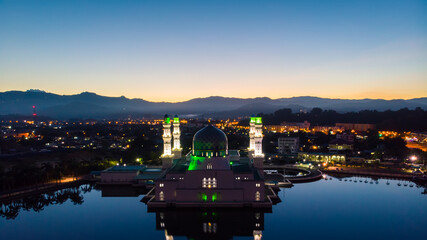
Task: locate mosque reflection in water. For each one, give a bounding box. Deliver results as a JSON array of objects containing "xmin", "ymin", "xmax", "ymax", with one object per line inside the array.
[
  {"xmin": 153, "ymin": 209, "xmax": 265, "ymax": 240},
  {"xmin": 99, "ymin": 185, "xmax": 267, "ymax": 240}
]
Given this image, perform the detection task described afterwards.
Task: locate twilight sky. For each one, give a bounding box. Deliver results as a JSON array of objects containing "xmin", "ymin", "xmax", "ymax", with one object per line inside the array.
[{"xmin": 0, "ymin": 0, "xmax": 426, "ymax": 102}]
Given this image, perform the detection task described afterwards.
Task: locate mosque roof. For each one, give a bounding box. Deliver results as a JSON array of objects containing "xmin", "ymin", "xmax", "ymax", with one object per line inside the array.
[{"xmin": 192, "ymin": 125, "xmax": 228, "ymax": 157}]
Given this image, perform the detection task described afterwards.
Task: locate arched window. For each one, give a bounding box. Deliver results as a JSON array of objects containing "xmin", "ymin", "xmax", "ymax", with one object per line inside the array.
[{"xmin": 159, "ymin": 191, "xmax": 164, "ymax": 201}]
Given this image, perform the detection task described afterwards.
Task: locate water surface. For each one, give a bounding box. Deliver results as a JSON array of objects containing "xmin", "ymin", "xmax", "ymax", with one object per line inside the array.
[{"xmin": 1, "ymin": 176, "xmax": 426, "ymax": 240}]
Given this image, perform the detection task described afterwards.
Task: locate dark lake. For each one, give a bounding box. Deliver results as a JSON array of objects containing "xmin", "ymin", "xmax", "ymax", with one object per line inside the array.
[{"xmin": 1, "ymin": 176, "xmax": 426, "ymax": 240}]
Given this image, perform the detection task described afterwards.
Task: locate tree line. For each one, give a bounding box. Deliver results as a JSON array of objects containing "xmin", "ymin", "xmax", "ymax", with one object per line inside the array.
[
  {"xmin": 0, "ymin": 184, "xmax": 94, "ymax": 219},
  {"xmin": 242, "ymin": 107, "xmax": 426, "ymax": 131},
  {"xmin": 0, "ymin": 157, "xmax": 116, "ymax": 192}
]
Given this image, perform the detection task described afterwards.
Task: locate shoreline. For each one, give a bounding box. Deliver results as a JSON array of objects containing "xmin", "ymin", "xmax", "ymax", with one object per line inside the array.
[
  {"xmin": 323, "ymin": 169, "xmax": 426, "ymax": 182},
  {"xmin": 2, "ymin": 168, "xmax": 426, "ymax": 202},
  {"xmin": 0, "ymin": 179, "xmax": 88, "ymax": 202}
]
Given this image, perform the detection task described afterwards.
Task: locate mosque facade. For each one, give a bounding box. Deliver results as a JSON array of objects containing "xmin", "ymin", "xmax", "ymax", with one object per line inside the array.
[{"xmin": 147, "ymin": 115, "xmax": 276, "ymax": 208}]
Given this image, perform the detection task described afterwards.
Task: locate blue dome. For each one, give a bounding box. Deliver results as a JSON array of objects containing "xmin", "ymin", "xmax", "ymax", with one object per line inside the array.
[{"xmin": 192, "ymin": 125, "xmax": 228, "ymax": 157}]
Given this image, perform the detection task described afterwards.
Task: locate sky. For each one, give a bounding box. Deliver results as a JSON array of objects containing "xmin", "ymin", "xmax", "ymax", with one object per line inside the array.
[{"xmin": 0, "ymin": 0, "xmax": 426, "ymax": 102}]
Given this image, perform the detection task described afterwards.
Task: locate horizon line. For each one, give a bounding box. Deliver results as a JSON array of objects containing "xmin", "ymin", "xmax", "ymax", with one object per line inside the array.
[{"xmin": 1, "ymin": 89, "xmax": 426, "ymax": 103}]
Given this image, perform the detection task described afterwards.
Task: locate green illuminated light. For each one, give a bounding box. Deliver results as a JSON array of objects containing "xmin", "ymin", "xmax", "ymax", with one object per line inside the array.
[
  {"xmin": 229, "ymin": 161, "xmax": 233, "ymax": 165},
  {"xmin": 164, "ymin": 117, "xmax": 170, "ymax": 124},
  {"xmin": 188, "ymin": 156, "xmax": 205, "ymax": 170},
  {"xmin": 255, "ymin": 117, "xmax": 262, "ymax": 124},
  {"xmin": 212, "ymin": 193, "xmax": 217, "ymax": 202},
  {"xmin": 250, "ymin": 117, "xmax": 256, "ymax": 123},
  {"xmin": 174, "ymin": 117, "xmax": 179, "ymax": 122},
  {"xmin": 202, "ymin": 193, "xmax": 207, "ymax": 202}
]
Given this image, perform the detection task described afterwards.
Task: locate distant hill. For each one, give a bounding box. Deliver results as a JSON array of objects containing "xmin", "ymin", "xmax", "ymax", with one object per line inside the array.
[{"xmin": 0, "ymin": 90, "xmax": 426, "ymax": 119}]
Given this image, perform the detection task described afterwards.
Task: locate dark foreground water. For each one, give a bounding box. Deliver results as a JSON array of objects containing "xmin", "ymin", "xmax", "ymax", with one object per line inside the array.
[{"xmin": 1, "ymin": 176, "xmax": 426, "ymax": 240}]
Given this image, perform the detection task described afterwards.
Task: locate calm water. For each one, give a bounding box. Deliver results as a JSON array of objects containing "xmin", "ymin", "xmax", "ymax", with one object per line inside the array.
[{"xmin": 1, "ymin": 176, "xmax": 426, "ymax": 240}]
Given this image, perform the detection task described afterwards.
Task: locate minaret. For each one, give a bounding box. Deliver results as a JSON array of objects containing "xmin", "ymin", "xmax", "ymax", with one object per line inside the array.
[
  {"xmin": 172, "ymin": 115, "xmax": 182, "ymax": 158},
  {"xmin": 252, "ymin": 115, "xmax": 264, "ymax": 171},
  {"xmin": 248, "ymin": 115, "xmax": 256, "ymax": 156},
  {"xmin": 162, "ymin": 114, "xmax": 173, "ymax": 168},
  {"xmin": 254, "ymin": 115, "xmax": 264, "ymax": 158}
]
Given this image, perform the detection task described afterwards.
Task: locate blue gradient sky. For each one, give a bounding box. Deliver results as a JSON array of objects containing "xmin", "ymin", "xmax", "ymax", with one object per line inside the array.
[{"xmin": 0, "ymin": 0, "xmax": 426, "ymax": 101}]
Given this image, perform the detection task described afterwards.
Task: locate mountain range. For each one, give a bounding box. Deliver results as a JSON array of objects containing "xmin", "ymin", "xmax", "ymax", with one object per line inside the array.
[{"xmin": 0, "ymin": 90, "xmax": 426, "ymax": 119}]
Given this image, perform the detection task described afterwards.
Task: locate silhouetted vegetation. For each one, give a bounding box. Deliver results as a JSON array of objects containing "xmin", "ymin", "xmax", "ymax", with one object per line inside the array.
[
  {"xmin": 0, "ymin": 184, "xmax": 95, "ymax": 219},
  {"xmin": 0, "ymin": 157, "xmax": 115, "ymax": 192},
  {"xmin": 240, "ymin": 107, "xmax": 426, "ymax": 131}
]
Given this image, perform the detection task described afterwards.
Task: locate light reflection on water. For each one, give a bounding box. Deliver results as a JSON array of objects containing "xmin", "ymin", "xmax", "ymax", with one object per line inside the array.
[{"xmin": 1, "ymin": 176, "xmax": 426, "ymax": 240}]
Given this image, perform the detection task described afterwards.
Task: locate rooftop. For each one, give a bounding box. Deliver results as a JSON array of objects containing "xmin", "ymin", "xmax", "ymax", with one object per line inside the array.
[{"xmin": 103, "ymin": 165, "xmax": 145, "ymax": 172}]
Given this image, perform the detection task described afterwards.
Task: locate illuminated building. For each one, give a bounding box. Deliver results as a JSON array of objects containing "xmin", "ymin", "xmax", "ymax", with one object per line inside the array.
[
  {"xmin": 149, "ymin": 116, "xmax": 276, "ymax": 208},
  {"xmin": 161, "ymin": 114, "xmax": 174, "ymax": 168},
  {"xmin": 248, "ymin": 115, "xmax": 256, "ymax": 153},
  {"xmin": 328, "ymin": 138, "xmax": 353, "ymax": 153},
  {"xmin": 335, "ymin": 123, "xmax": 376, "ymax": 132},
  {"xmin": 298, "ymin": 152, "xmax": 346, "ymax": 164},
  {"xmin": 172, "ymin": 115, "xmax": 182, "ymax": 158},
  {"xmin": 253, "ymin": 115, "xmax": 264, "ymax": 158},
  {"xmin": 265, "ymin": 121, "xmax": 310, "ymax": 133},
  {"xmin": 281, "ymin": 120, "xmax": 310, "ymax": 129}
]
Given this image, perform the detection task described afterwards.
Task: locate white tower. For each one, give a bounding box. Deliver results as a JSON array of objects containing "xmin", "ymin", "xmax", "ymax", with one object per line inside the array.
[
  {"xmin": 248, "ymin": 115, "xmax": 256, "ymax": 153},
  {"xmin": 172, "ymin": 115, "xmax": 182, "ymax": 158},
  {"xmin": 252, "ymin": 115, "xmax": 264, "ymax": 171},
  {"xmin": 162, "ymin": 114, "xmax": 173, "ymax": 168},
  {"xmin": 254, "ymin": 116, "xmax": 264, "ymax": 158}
]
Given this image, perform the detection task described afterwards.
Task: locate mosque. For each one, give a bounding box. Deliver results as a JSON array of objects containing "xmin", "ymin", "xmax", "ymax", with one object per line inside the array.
[{"xmin": 146, "ymin": 114, "xmax": 278, "ymax": 208}]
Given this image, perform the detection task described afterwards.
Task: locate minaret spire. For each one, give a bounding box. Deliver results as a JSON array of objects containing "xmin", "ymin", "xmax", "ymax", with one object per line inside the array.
[
  {"xmin": 172, "ymin": 115, "xmax": 182, "ymax": 158},
  {"xmin": 249, "ymin": 115, "xmax": 264, "ymax": 174},
  {"xmin": 248, "ymin": 115, "xmax": 256, "ymax": 152},
  {"xmin": 162, "ymin": 114, "xmax": 172, "ymax": 156},
  {"xmin": 254, "ymin": 115, "xmax": 264, "ymax": 157}
]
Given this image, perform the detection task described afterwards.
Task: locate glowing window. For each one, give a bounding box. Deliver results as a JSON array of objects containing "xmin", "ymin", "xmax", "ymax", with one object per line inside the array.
[
  {"xmin": 255, "ymin": 191, "xmax": 260, "ymax": 201},
  {"xmin": 202, "ymin": 177, "xmax": 217, "ymax": 188},
  {"xmin": 203, "ymin": 222, "xmax": 217, "ymax": 233}
]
